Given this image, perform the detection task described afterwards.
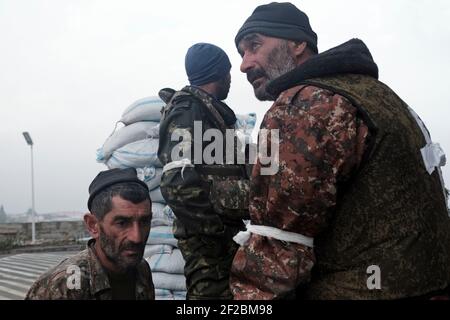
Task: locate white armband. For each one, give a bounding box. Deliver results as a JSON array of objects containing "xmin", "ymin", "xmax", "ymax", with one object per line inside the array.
[
  {"xmin": 233, "ymin": 221, "xmax": 314, "ymax": 248},
  {"xmin": 162, "ymin": 158, "xmax": 194, "ymax": 179}
]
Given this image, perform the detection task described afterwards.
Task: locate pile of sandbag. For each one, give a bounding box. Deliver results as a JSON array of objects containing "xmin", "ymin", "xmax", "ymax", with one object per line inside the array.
[
  {"xmin": 96, "ymin": 96, "xmax": 187, "ymax": 300},
  {"xmin": 144, "ymin": 205, "xmax": 187, "ymax": 300},
  {"xmin": 97, "ymin": 95, "xmax": 257, "ymax": 300},
  {"xmin": 235, "ymin": 112, "xmax": 257, "ymax": 142}
]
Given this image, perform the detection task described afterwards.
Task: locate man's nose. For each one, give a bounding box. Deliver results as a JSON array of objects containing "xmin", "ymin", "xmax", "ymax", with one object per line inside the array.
[
  {"xmin": 128, "ymin": 222, "xmax": 143, "ymax": 244},
  {"xmin": 240, "ymin": 52, "xmax": 255, "ymax": 73}
]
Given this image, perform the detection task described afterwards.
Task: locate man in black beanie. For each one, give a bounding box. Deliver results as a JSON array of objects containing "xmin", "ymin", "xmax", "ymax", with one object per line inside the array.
[
  {"xmin": 26, "ymin": 168, "xmax": 155, "ymax": 300},
  {"xmin": 157, "ymin": 43, "xmax": 251, "ymax": 299},
  {"xmin": 231, "ymin": 2, "xmax": 450, "ymax": 300}
]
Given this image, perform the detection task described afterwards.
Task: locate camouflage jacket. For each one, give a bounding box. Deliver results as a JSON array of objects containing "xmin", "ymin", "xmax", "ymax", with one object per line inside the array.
[
  {"xmin": 230, "ymin": 85, "xmax": 369, "ymax": 300},
  {"xmin": 158, "ymin": 85, "xmax": 250, "ymax": 300},
  {"xmin": 25, "ymin": 239, "xmax": 154, "ymax": 300},
  {"xmin": 231, "ymin": 39, "xmax": 450, "ymax": 300}
]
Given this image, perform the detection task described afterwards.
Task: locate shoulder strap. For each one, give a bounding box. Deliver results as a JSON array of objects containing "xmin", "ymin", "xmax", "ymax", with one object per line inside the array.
[{"xmin": 160, "ymin": 90, "xmax": 191, "ymax": 122}]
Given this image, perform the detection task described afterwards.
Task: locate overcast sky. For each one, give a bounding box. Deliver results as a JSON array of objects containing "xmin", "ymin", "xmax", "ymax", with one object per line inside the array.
[{"xmin": 1, "ymin": 0, "xmax": 449, "ymax": 214}]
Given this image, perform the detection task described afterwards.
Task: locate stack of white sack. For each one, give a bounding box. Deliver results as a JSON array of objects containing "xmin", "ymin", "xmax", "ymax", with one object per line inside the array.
[
  {"xmin": 96, "ymin": 96, "xmax": 188, "ymax": 300},
  {"xmin": 235, "ymin": 112, "xmax": 257, "ymax": 144},
  {"xmin": 145, "ymin": 205, "xmax": 187, "ymax": 300},
  {"xmin": 96, "ymin": 96, "xmax": 163, "ymax": 168},
  {"xmin": 97, "ymin": 98, "xmax": 257, "ymax": 300}
]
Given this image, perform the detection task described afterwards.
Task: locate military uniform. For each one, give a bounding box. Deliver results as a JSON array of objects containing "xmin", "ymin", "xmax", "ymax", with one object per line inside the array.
[
  {"xmin": 25, "ymin": 239, "xmax": 154, "ymax": 300},
  {"xmin": 158, "ymin": 85, "xmax": 250, "ymax": 300},
  {"xmin": 230, "ymin": 39, "xmax": 450, "ymax": 299}
]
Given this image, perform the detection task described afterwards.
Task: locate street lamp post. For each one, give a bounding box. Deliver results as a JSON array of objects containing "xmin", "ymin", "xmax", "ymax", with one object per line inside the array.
[{"xmin": 22, "ymin": 132, "xmax": 36, "ymax": 244}]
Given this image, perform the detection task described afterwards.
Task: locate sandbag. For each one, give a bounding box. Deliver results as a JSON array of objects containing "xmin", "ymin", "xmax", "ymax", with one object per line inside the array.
[
  {"xmin": 151, "ymin": 205, "xmax": 176, "ymax": 227},
  {"xmin": 151, "ymin": 202, "xmax": 166, "ymax": 221},
  {"xmin": 147, "ymin": 248, "xmax": 185, "ymax": 274},
  {"xmin": 235, "ymin": 112, "xmax": 256, "ymax": 130},
  {"xmin": 120, "ymin": 96, "xmax": 165, "ymax": 124},
  {"xmin": 235, "ymin": 113, "xmax": 257, "ymax": 144},
  {"xmin": 152, "ymin": 272, "xmax": 186, "ymax": 291},
  {"xmin": 137, "ymin": 167, "xmax": 163, "ymax": 191},
  {"xmin": 105, "ymin": 138, "xmax": 162, "ymax": 169},
  {"xmin": 144, "ymin": 244, "xmax": 174, "ymax": 259},
  {"xmin": 97, "ymin": 121, "xmax": 159, "ymax": 162},
  {"xmin": 147, "ymin": 225, "xmax": 178, "ymax": 247},
  {"xmin": 155, "ymin": 289, "xmax": 187, "ymax": 300},
  {"xmin": 150, "ymin": 187, "xmax": 165, "ymax": 204}
]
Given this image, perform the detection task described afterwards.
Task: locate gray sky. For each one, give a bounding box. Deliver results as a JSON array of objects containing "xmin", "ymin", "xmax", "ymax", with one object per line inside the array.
[{"xmin": 1, "ymin": 0, "xmax": 449, "ymax": 214}]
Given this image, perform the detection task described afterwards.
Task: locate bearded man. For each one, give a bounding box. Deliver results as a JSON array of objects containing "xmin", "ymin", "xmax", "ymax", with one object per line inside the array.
[
  {"xmin": 231, "ymin": 2, "xmax": 450, "ymax": 300},
  {"xmin": 26, "ymin": 168, "xmax": 155, "ymax": 300}
]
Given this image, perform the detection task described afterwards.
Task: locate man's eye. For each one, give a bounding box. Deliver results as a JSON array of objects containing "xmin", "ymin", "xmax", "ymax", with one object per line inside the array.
[
  {"xmin": 116, "ymin": 220, "xmax": 128, "ymax": 227},
  {"xmin": 251, "ymin": 42, "xmax": 261, "ymax": 51}
]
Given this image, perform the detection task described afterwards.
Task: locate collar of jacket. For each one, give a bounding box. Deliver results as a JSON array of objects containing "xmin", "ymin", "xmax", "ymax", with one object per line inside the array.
[
  {"xmin": 86, "ymin": 239, "xmax": 151, "ymax": 299},
  {"xmin": 266, "ymin": 38, "xmax": 379, "ymax": 98},
  {"xmin": 183, "ymin": 85, "xmax": 237, "ymax": 128}
]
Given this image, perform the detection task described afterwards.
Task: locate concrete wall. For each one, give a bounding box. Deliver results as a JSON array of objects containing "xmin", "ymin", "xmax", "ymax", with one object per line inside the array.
[{"xmin": 0, "ymin": 221, "xmax": 89, "ymax": 242}]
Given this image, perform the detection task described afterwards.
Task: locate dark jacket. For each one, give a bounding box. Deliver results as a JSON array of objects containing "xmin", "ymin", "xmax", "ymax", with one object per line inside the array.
[
  {"xmin": 230, "ymin": 39, "xmax": 450, "ymax": 299},
  {"xmin": 158, "ymin": 85, "xmax": 250, "ymax": 300}
]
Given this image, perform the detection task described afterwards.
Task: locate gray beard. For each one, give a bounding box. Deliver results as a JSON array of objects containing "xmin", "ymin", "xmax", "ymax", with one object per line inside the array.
[
  {"xmin": 254, "ymin": 42, "xmax": 297, "ymax": 101},
  {"xmin": 99, "ymin": 227, "xmax": 141, "ymax": 272}
]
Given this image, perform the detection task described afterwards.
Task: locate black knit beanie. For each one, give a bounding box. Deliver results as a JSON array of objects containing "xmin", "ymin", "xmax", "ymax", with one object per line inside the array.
[{"xmin": 235, "ymin": 2, "xmax": 318, "ymax": 53}]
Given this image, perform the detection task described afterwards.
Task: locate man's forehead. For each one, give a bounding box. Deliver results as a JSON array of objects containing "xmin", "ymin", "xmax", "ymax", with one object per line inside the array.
[
  {"xmin": 110, "ymin": 197, "xmax": 151, "ymax": 214},
  {"xmin": 111, "ymin": 195, "xmax": 149, "ymax": 204},
  {"xmin": 108, "ymin": 209, "xmax": 152, "ymax": 222},
  {"xmin": 238, "ymin": 33, "xmax": 280, "ymax": 52},
  {"xmin": 238, "ymin": 33, "xmax": 262, "ymax": 49}
]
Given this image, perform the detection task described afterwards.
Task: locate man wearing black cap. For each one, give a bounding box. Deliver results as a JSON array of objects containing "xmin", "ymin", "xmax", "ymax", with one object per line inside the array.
[
  {"xmin": 230, "ymin": 2, "xmax": 450, "ymax": 299},
  {"xmin": 157, "ymin": 43, "xmax": 250, "ymax": 299},
  {"xmin": 26, "ymin": 168, "xmax": 155, "ymax": 300}
]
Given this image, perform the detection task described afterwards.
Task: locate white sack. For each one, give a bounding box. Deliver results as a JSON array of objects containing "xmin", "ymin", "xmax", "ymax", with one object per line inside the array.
[
  {"xmin": 144, "ymin": 244, "xmax": 173, "ymax": 259},
  {"xmin": 105, "ymin": 138, "xmax": 162, "ymax": 169},
  {"xmin": 147, "ymin": 248, "xmax": 185, "ymax": 274},
  {"xmin": 152, "ymin": 272, "xmax": 186, "ymax": 291},
  {"xmin": 137, "ymin": 167, "xmax": 163, "ymax": 191},
  {"xmin": 150, "ymin": 187, "xmax": 165, "ymax": 204},
  {"xmin": 147, "ymin": 225, "xmax": 178, "ymax": 247},
  {"xmin": 120, "ymin": 96, "xmax": 165, "ymax": 124},
  {"xmin": 97, "ymin": 121, "xmax": 159, "ymax": 162}
]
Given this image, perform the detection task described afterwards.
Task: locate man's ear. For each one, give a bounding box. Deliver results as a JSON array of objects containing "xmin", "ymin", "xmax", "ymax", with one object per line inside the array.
[
  {"xmin": 84, "ymin": 213, "xmax": 100, "ymax": 239},
  {"xmin": 290, "ymin": 41, "xmax": 308, "ymax": 58}
]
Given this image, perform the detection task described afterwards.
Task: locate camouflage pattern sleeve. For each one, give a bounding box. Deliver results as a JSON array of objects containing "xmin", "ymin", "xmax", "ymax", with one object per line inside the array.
[
  {"xmin": 25, "ymin": 260, "xmax": 90, "ymax": 300},
  {"xmin": 25, "ymin": 270, "xmax": 76, "ymax": 300},
  {"xmin": 158, "ymin": 98, "xmax": 240, "ymax": 300},
  {"xmin": 159, "ymin": 98, "xmax": 225, "ymax": 236},
  {"xmin": 230, "ymin": 85, "xmax": 369, "ymax": 299}
]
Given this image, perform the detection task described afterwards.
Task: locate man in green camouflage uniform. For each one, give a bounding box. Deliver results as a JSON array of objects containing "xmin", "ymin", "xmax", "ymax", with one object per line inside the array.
[
  {"xmin": 231, "ymin": 2, "xmax": 450, "ymax": 299},
  {"xmin": 26, "ymin": 168, "xmax": 155, "ymax": 300},
  {"xmin": 158, "ymin": 43, "xmax": 250, "ymax": 300}
]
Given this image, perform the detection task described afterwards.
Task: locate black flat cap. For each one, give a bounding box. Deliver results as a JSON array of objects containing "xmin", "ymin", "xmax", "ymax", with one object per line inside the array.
[{"xmin": 87, "ymin": 168, "xmax": 149, "ymax": 210}]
